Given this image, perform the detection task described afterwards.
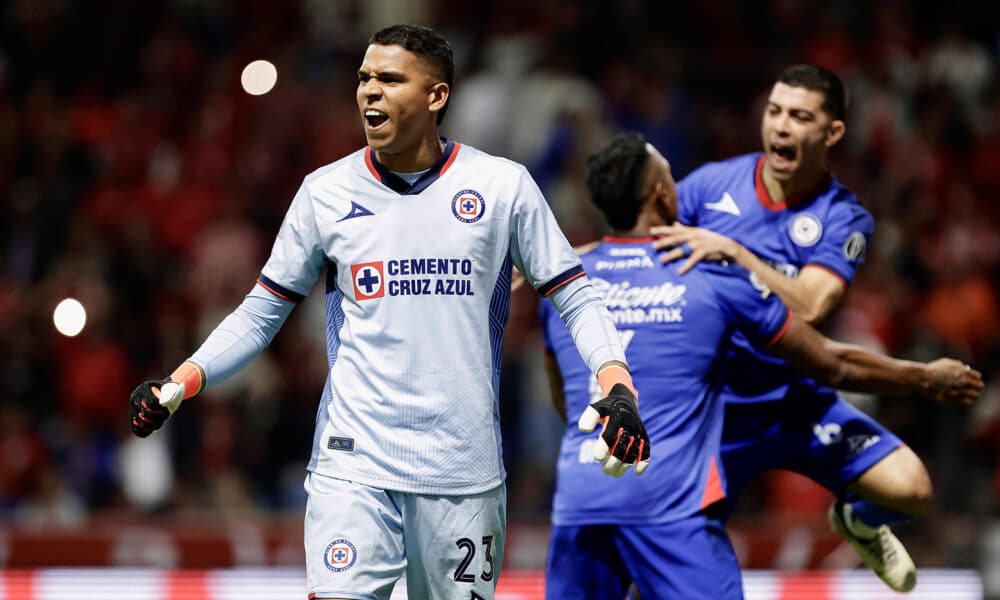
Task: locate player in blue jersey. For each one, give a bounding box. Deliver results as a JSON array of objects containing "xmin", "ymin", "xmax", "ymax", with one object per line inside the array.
[
  {"xmin": 649, "ymin": 65, "xmax": 939, "ymax": 592},
  {"xmin": 127, "ymin": 25, "xmax": 651, "ymax": 600},
  {"xmin": 541, "ymin": 131, "xmax": 983, "ymax": 599}
]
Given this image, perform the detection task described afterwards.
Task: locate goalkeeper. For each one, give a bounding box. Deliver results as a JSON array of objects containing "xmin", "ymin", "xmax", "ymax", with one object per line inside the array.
[{"xmin": 128, "ymin": 24, "xmax": 649, "ymax": 600}]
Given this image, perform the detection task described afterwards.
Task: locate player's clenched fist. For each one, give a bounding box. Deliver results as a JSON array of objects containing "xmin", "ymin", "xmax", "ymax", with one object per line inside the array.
[
  {"xmin": 578, "ymin": 383, "xmax": 651, "ymax": 477},
  {"xmin": 129, "ymin": 379, "xmax": 184, "ymax": 437}
]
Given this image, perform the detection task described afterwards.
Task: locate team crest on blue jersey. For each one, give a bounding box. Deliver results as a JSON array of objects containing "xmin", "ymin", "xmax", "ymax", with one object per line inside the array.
[
  {"xmin": 788, "ymin": 213, "xmax": 823, "ymax": 247},
  {"xmin": 351, "ymin": 261, "xmax": 385, "ymax": 300},
  {"xmin": 324, "ymin": 538, "xmax": 357, "ymax": 572},
  {"xmin": 451, "ymin": 189, "xmax": 486, "ymax": 223}
]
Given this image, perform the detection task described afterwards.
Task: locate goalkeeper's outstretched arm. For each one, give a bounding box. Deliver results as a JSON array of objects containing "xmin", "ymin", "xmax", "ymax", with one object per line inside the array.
[{"xmin": 129, "ymin": 283, "xmax": 295, "ymax": 437}]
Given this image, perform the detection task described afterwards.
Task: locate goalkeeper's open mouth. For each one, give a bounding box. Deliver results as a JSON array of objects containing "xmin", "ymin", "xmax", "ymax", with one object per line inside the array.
[{"xmin": 364, "ymin": 109, "xmax": 389, "ymax": 131}]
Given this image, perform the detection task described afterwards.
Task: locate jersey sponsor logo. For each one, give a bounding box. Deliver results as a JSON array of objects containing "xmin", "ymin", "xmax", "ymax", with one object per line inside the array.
[
  {"xmin": 592, "ymin": 278, "xmax": 686, "ymax": 308},
  {"xmin": 843, "ymin": 231, "xmax": 867, "ymax": 262},
  {"xmin": 327, "ymin": 436, "xmax": 355, "ymax": 452},
  {"xmin": 351, "ymin": 262, "xmax": 386, "ymax": 300},
  {"xmin": 592, "ymin": 277, "xmax": 686, "ymax": 324},
  {"xmin": 594, "ymin": 256, "xmax": 656, "ymax": 271},
  {"xmin": 451, "ymin": 189, "xmax": 486, "ymax": 223},
  {"xmin": 608, "ymin": 247, "xmax": 648, "ymax": 257},
  {"xmin": 789, "ymin": 213, "xmax": 823, "ymax": 247},
  {"xmin": 352, "ymin": 258, "xmax": 476, "ymax": 299},
  {"xmin": 705, "ymin": 191, "xmax": 742, "ymax": 216},
  {"xmin": 812, "ymin": 422, "xmax": 842, "ymax": 446},
  {"xmin": 762, "ymin": 258, "xmax": 800, "ymax": 279},
  {"xmin": 336, "ymin": 201, "xmax": 375, "ymax": 222},
  {"xmin": 324, "ymin": 538, "xmax": 358, "ymax": 572}
]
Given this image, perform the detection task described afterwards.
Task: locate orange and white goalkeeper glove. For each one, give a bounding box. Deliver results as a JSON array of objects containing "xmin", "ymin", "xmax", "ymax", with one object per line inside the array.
[
  {"xmin": 128, "ymin": 363, "xmax": 203, "ymax": 438},
  {"xmin": 577, "ymin": 365, "xmax": 650, "ymax": 477}
]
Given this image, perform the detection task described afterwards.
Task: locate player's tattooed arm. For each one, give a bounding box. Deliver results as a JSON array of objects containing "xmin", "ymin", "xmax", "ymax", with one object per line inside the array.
[{"xmin": 651, "ymin": 223, "xmax": 844, "ymax": 324}]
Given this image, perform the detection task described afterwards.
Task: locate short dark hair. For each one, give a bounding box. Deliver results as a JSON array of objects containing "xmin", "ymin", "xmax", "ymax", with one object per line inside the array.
[
  {"xmin": 369, "ymin": 24, "xmax": 454, "ymax": 124},
  {"xmin": 586, "ymin": 132, "xmax": 650, "ymax": 231},
  {"xmin": 776, "ymin": 64, "xmax": 849, "ymax": 121}
]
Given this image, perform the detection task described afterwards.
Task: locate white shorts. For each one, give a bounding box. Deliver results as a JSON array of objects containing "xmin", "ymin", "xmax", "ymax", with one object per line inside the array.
[{"xmin": 304, "ymin": 472, "xmax": 507, "ymax": 600}]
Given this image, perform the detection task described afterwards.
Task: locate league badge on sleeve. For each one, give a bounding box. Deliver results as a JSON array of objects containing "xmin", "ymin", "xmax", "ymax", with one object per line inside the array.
[
  {"xmin": 351, "ymin": 261, "xmax": 385, "ymax": 300},
  {"xmin": 452, "ymin": 189, "xmax": 486, "ymax": 224},
  {"xmin": 788, "ymin": 213, "xmax": 823, "ymax": 247},
  {"xmin": 843, "ymin": 231, "xmax": 867, "ymax": 262}
]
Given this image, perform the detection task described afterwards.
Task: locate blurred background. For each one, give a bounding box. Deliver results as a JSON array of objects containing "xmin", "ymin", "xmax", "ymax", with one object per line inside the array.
[{"xmin": 2, "ymin": 0, "xmax": 1000, "ymax": 597}]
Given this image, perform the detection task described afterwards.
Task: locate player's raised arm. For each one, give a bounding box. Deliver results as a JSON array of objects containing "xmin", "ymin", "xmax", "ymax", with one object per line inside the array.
[
  {"xmin": 129, "ymin": 281, "xmax": 299, "ymax": 437},
  {"xmin": 768, "ymin": 315, "xmax": 984, "ymax": 403},
  {"xmin": 130, "ymin": 179, "xmax": 324, "ymax": 438}
]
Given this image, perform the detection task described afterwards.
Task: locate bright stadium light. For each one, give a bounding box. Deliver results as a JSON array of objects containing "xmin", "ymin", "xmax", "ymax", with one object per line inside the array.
[
  {"xmin": 241, "ymin": 59, "xmax": 278, "ymax": 95},
  {"xmin": 53, "ymin": 298, "xmax": 87, "ymax": 337}
]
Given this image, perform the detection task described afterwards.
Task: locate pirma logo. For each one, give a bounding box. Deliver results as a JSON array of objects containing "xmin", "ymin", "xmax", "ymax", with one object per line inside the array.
[
  {"xmin": 451, "ymin": 189, "xmax": 486, "ymax": 223},
  {"xmin": 351, "ymin": 262, "xmax": 385, "ymax": 300},
  {"xmin": 324, "ymin": 538, "xmax": 358, "ymax": 572}
]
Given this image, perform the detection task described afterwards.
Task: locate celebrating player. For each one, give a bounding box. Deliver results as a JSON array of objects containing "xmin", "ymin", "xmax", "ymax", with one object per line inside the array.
[
  {"xmin": 128, "ymin": 25, "xmax": 650, "ymax": 600},
  {"xmin": 541, "ymin": 131, "xmax": 983, "ymax": 599},
  {"xmin": 650, "ymin": 64, "xmax": 933, "ymax": 592}
]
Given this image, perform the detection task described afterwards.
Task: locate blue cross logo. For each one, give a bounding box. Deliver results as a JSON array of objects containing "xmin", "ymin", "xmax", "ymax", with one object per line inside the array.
[
  {"xmin": 334, "ymin": 549, "xmax": 347, "ymax": 562},
  {"xmin": 357, "ymin": 268, "xmax": 380, "ymax": 294},
  {"xmin": 462, "ymin": 198, "xmax": 476, "ymax": 213}
]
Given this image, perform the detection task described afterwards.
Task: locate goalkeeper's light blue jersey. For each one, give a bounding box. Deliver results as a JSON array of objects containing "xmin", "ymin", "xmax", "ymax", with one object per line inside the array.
[
  {"xmin": 677, "ymin": 153, "xmax": 874, "ymax": 405},
  {"xmin": 541, "ymin": 238, "xmax": 789, "ymax": 524},
  {"xmin": 261, "ymin": 140, "xmax": 585, "ymax": 495}
]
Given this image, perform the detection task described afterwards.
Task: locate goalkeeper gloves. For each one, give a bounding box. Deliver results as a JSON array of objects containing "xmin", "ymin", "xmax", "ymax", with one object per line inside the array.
[
  {"xmin": 578, "ymin": 382, "xmax": 651, "ymax": 477},
  {"xmin": 129, "ymin": 379, "xmax": 183, "ymax": 437},
  {"xmin": 129, "ymin": 362, "xmax": 203, "ymax": 437}
]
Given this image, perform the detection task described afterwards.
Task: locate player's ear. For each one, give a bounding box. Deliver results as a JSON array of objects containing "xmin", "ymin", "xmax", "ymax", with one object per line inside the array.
[
  {"xmin": 428, "ymin": 82, "xmax": 449, "ymax": 114},
  {"xmin": 825, "ymin": 119, "xmax": 846, "ymax": 148}
]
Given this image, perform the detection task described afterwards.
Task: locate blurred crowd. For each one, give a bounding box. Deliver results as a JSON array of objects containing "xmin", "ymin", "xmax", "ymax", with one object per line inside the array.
[{"xmin": 1, "ymin": 0, "xmax": 1000, "ymax": 574}]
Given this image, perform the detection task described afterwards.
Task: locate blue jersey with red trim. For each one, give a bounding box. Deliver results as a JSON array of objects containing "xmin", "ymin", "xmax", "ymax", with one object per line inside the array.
[
  {"xmin": 541, "ymin": 238, "xmax": 788, "ymax": 524},
  {"xmin": 677, "ymin": 153, "xmax": 873, "ymax": 404}
]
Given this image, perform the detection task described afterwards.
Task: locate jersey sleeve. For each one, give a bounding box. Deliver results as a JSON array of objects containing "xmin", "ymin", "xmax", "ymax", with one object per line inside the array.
[
  {"xmin": 711, "ymin": 265, "xmax": 791, "ymax": 348},
  {"xmin": 806, "ymin": 200, "xmax": 874, "ymax": 285},
  {"xmin": 675, "ymin": 166, "xmax": 709, "ymax": 226},
  {"xmin": 258, "ymin": 180, "xmax": 326, "ymax": 302},
  {"xmin": 508, "ymin": 166, "xmax": 584, "ymax": 297}
]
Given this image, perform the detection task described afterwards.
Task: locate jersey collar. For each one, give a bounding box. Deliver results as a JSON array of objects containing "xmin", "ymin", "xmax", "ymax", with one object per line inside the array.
[
  {"xmin": 753, "ymin": 154, "xmax": 832, "ymax": 211},
  {"xmin": 364, "ymin": 138, "xmax": 461, "ymax": 195}
]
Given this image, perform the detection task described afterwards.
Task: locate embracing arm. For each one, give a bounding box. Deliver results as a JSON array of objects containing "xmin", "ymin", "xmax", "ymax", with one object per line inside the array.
[
  {"xmin": 652, "ymin": 223, "xmax": 844, "ymax": 324},
  {"xmin": 770, "ymin": 315, "xmax": 983, "ymax": 404}
]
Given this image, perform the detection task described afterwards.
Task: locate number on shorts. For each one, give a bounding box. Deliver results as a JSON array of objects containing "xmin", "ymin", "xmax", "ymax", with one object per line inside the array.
[{"xmin": 454, "ymin": 535, "xmax": 496, "ymax": 584}]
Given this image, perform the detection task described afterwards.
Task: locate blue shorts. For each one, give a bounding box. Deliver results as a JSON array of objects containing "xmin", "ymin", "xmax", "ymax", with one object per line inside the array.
[
  {"xmin": 545, "ymin": 512, "xmax": 743, "ymax": 600},
  {"xmin": 720, "ymin": 387, "xmax": 903, "ymax": 516}
]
